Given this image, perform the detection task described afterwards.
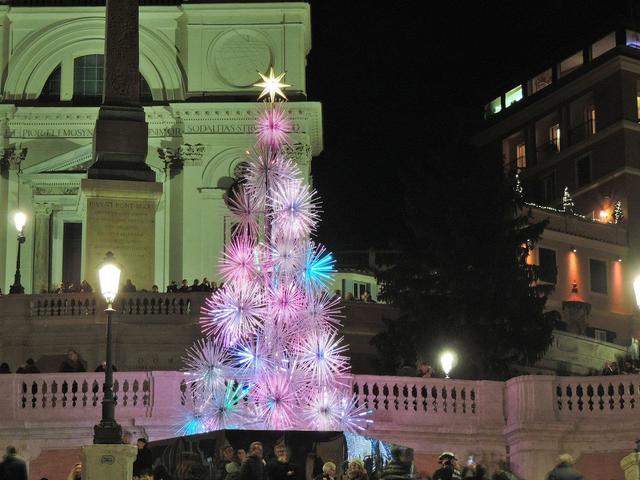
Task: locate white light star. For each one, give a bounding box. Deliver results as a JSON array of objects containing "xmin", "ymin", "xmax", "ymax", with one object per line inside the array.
[{"xmin": 253, "ymin": 67, "xmax": 290, "ymax": 103}]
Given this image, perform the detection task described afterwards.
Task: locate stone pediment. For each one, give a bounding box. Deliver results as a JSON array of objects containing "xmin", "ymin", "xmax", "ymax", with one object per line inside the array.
[{"xmin": 22, "ymin": 144, "xmax": 93, "ymax": 174}]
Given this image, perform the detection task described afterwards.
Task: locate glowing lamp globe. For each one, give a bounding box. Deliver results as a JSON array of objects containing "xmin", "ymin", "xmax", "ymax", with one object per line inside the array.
[
  {"xmin": 99, "ymin": 252, "xmax": 121, "ymax": 305},
  {"xmin": 14, "ymin": 212, "xmax": 26, "ymax": 232},
  {"xmin": 440, "ymin": 351, "xmax": 455, "ymax": 379},
  {"xmin": 634, "ymin": 275, "xmax": 640, "ymax": 309}
]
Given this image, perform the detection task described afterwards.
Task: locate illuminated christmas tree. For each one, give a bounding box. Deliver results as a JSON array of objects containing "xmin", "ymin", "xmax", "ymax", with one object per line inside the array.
[
  {"xmin": 614, "ymin": 200, "xmax": 624, "ymax": 224},
  {"xmin": 562, "ymin": 186, "xmax": 575, "ymax": 212},
  {"xmin": 179, "ymin": 69, "xmax": 371, "ymax": 433}
]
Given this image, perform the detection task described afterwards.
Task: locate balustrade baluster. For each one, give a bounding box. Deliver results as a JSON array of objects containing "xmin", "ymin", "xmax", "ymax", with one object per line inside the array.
[
  {"xmin": 576, "ymin": 384, "xmax": 584, "ymax": 411},
  {"xmin": 133, "ymin": 380, "xmax": 139, "ymax": 407}
]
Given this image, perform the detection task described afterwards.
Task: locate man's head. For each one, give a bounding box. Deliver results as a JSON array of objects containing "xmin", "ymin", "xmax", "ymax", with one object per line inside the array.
[
  {"xmin": 193, "ymin": 279, "xmax": 200, "ymax": 285},
  {"xmin": 182, "ymin": 279, "xmax": 188, "ymax": 286},
  {"xmin": 237, "ymin": 448, "xmax": 247, "ymax": 462},
  {"xmin": 249, "ymin": 441, "xmax": 263, "ymax": 459},
  {"xmin": 222, "ymin": 445, "xmax": 234, "ymax": 460},
  {"xmin": 438, "ymin": 452, "xmax": 457, "ymax": 465},
  {"xmin": 348, "ymin": 459, "xmax": 365, "ymax": 476},
  {"xmin": 137, "ymin": 438, "xmax": 147, "ymax": 450},
  {"xmin": 275, "ymin": 444, "xmax": 288, "ymax": 462},
  {"xmin": 26, "ymin": 358, "xmax": 35, "ymax": 366},
  {"xmin": 5, "ymin": 446, "xmax": 17, "ymax": 456},
  {"xmin": 68, "ymin": 349, "xmax": 78, "ymax": 362},
  {"xmin": 557, "ymin": 453, "xmax": 575, "ymax": 465},
  {"xmin": 323, "ymin": 462, "xmax": 336, "ymax": 477},
  {"xmin": 122, "ymin": 431, "xmax": 132, "ymax": 444}
]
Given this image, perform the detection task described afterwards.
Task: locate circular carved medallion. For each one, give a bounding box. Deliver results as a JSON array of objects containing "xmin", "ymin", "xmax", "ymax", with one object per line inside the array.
[{"xmin": 212, "ymin": 29, "xmax": 272, "ymax": 88}]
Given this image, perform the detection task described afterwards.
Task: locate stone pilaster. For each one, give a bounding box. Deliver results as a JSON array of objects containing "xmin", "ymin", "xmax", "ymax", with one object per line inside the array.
[
  {"xmin": 32, "ymin": 203, "xmax": 52, "ymax": 294},
  {"xmin": 81, "ymin": 444, "xmax": 137, "ymax": 480}
]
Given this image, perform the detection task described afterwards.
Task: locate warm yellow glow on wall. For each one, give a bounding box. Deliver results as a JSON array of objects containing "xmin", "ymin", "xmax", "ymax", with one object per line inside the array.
[
  {"xmin": 567, "ymin": 251, "xmax": 580, "ymax": 297},
  {"xmin": 610, "ymin": 259, "xmax": 628, "ymax": 314}
]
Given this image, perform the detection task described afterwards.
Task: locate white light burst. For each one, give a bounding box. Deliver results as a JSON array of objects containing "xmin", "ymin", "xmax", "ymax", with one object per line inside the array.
[
  {"xmin": 298, "ymin": 330, "xmax": 349, "ymax": 386},
  {"xmin": 183, "ymin": 338, "xmax": 231, "ymax": 390},
  {"xmin": 271, "ymin": 180, "xmax": 319, "ymax": 239},
  {"xmin": 201, "ymin": 282, "xmax": 265, "ymax": 347}
]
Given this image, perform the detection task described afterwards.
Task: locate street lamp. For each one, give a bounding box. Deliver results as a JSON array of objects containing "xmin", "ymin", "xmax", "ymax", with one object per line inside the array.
[
  {"xmin": 94, "ymin": 251, "xmax": 122, "ymax": 444},
  {"xmin": 9, "ymin": 212, "xmax": 26, "ymax": 294},
  {"xmin": 440, "ymin": 351, "xmax": 455, "ymax": 379}
]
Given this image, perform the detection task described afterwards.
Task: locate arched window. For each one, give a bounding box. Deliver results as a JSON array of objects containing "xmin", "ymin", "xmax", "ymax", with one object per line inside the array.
[
  {"xmin": 74, "ymin": 54, "xmax": 103, "ymax": 101},
  {"xmin": 73, "ymin": 54, "xmax": 153, "ymax": 103},
  {"xmin": 38, "ymin": 65, "xmax": 61, "ymax": 101}
]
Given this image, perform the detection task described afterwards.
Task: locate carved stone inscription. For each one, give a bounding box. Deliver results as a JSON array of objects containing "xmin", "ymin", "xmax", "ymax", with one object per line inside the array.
[{"xmin": 85, "ymin": 197, "xmax": 155, "ymax": 291}]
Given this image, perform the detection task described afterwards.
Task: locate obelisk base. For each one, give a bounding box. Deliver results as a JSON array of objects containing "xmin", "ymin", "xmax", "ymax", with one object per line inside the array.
[
  {"xmin": 81, "ymin": 179, "xmax": 162, "ymax": 291},
  {"xmin": 81, "ymin": 444, "xmax": 137, "ymax": 480}
]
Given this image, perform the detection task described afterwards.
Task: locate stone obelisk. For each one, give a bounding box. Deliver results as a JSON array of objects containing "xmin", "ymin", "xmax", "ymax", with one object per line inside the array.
[{"xmin": 81, "ymin": 0, "xmax": 162, "ymax": 293}]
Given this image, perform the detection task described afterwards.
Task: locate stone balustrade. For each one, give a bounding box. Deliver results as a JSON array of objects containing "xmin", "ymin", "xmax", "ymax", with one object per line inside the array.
[
  {"xmin": 21, "ymin": 292, "xmax": 209, "ymax": 318},
  {"xmin": 1, "ymin": 371, "xmax": 640, "ymax": 478}
]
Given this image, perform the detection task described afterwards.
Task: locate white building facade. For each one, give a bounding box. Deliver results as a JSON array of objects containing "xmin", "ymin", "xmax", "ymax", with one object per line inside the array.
[{"xmin": 0, "ymin": 1, "xmax": 323, "ymax": 293}]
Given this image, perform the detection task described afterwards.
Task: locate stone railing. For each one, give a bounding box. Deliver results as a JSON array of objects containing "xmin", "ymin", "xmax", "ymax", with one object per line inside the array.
[
  {"xmin": 3, "ymin": 372, "xmax": 640, "ymax": 479},
  {"xmin": 554, "ymin": 374, "xmax": 640, "ymax": 415},
  {"xmin": 0, "ymin": 292, "xmax": 210, "ymax": 319}
]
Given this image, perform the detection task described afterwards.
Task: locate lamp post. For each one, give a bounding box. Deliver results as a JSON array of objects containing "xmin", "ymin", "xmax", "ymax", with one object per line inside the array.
[
  {"xmin": 440, "ymin": 351, "xmax": 455, "ymax": 379},
  {"xmin": 94, "ymin": 251, "xmax": 123, "ymax": 444},
  {"xmin": 9, "ymin": 212, "xmax": 26, "ymax": 294},
  {"xmin": 634, "ymin": 275, "xmax": 640, "ymax": 309}
]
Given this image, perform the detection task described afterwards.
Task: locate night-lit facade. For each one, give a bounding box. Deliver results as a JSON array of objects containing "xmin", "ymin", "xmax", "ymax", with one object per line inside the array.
[
  {"xmin": 0, "ymin": 1, "xmax": 322, "ymax": 294},
  {"xmin": 476, "ymin": 25, "xmax": 640, "ymax": 356}
]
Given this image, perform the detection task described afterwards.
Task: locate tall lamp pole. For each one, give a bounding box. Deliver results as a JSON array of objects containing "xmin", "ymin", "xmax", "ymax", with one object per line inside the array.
[
  {"xmin": 94, "ymin": 251, "xmax": 123, "ymax": 444},
  {"xmin": 9, "ymin": 212, "xmax": 26, "ymax": 294}
]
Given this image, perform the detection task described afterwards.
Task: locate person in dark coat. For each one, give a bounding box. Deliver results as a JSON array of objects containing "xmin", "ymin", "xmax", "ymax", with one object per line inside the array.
[
  {"xmin": 59, "ymin": 349, "xmax": 86, "ymax": 372},
  {"xmin": 16, "ymin": 358, "xmax": 39, "ymax": 374},
  {"xmin": 133, "ymin": 438, "xmax": 153, "ymax": 477},
  {"xmin": 545, "ymin": 454, "xmax": 583, "ymax": 480},
  {"xmin": 239, "ymin": 442, "xmax": 264, "ymax": 480},
  {"xmin": 0, "ymin": 446, "xmax": 28, "ymax": 480},
  {"xmin": 94, "ymin": 361, "xmax": 117, "ymax": 372},
  {"xmin": 217, "ymin": 446, "xmax": 236, "ymax": 480},
  {"xmin": 266, "ymin": 444, "xmax": 298, "ymax": 480},
  {"xmin": 432, "ymin": 452, "xmax": 461, "ymax": 480},
  {"xmin": 122, "ymin": 279, "xmax": 137, "ymax": 292},
  {"xmin": 381, "ymin": 449, "xmax": 411, "ymax": 480},
  {"xmin": 0, "ymin": 363, "xmax": 11, "ymax": 374}
]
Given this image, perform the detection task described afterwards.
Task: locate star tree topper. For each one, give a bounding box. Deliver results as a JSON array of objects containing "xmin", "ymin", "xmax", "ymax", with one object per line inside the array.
[{"xmin": 254, "ymin": 67, "xmax": 290, "ymax": 103}]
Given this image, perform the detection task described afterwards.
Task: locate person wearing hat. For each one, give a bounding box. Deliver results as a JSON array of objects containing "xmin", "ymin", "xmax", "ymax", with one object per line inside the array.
[{"xmin": 432, "ymin": 452, "xmax": 461, "ymax": 480}]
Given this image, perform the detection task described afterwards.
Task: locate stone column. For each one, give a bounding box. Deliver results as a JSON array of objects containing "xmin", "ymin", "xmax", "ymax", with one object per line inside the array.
[
  {"xmin": 32, "ymin": 203, "xmax": 52, "ymax": 294},
  {"xmin": 81, "ymin": 444, "xmax": 137, "ymax": 480},
  {"xmin": 621, "ymin": 451, "xmax": 640, "ymax": 480}
]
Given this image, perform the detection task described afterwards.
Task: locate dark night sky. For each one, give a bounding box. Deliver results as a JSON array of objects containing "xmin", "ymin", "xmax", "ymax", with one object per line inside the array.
[{"xmin": 305, "ymin": 1, "xmax": 634, "ymax": 251}]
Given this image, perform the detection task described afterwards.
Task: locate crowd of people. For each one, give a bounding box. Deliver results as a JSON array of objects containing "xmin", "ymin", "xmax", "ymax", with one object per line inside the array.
[
  {"xmin": 601, "ymin": 359, "xmax": 639, "ymax": 376},
  {"xmin": 27, "ymin": 277, "xmax": 224, "ymax": 295},
  {"xmin": 0, "ymin": 349, "xmax": 116, "ymax": 375},
  {"xmin": 0, "ymin": 442, "xmax": 585, "ymax": 480}
]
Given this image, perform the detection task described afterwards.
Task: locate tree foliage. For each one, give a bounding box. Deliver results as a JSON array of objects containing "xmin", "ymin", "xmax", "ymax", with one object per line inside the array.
[{"xmin": 372, "ymin": 144, "xmax": 555, "ymax": 380}]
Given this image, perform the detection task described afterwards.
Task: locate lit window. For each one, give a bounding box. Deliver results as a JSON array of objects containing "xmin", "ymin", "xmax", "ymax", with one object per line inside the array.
[
  {"xmin": 586, "ymin": 105, "xmax": 596, "ymax": 135},
  {"xmin": 592, "ymin": 32, "xmax": 616, "ymax": 59},
  {"xmin": 530, "ymin": 69, "xmax": 552, "ymax": 94},
  {"xmin": 74, "ymin": 54, "xmax": 104, "ymax": 99},
  {"xmin": 516, "ymin": 143, "xmax": 526, "ymax": 169},
  {"xmin": 627, "ymin": 30, "xmax": 640, "ymax": 49},
  {"xmin": 485, "ymin": 97, "xmax": 502, "ymax": 117},
  {"xmin": 549, "ymin": 123, "xmax": 561, "ymax": 151},
  {"xmin": 589, "ymin": 259, "xmax": 608, "ymax": 294},
  {"xmin": 558, "ymin": 51, "xmax": 583, "ymax": 77},
  {"xmin": 505, "ymin": 85, "xmax": 523, "ymax": 107},
  {"xmin": 594, "ymin": 329, "xmax": 608, "ymax": 342}
]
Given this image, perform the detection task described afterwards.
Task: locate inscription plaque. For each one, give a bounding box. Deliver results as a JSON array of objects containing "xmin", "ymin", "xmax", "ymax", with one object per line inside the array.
[{"xmin": 82, "ymin": 179, "xmax": 162, "ymax": 291}]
